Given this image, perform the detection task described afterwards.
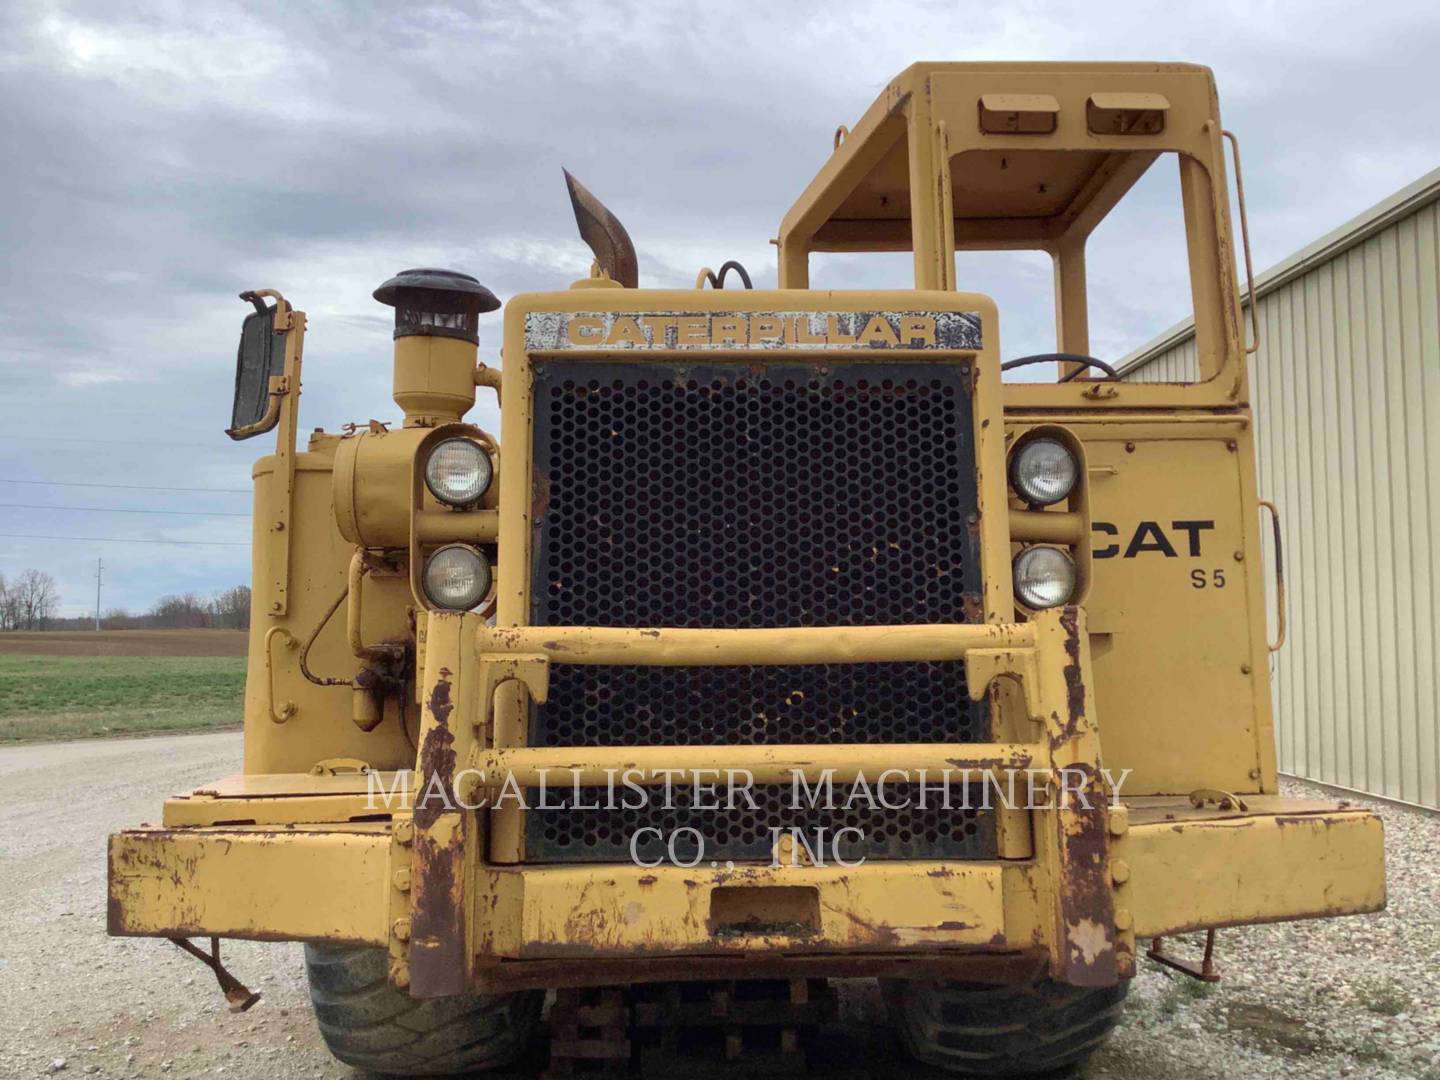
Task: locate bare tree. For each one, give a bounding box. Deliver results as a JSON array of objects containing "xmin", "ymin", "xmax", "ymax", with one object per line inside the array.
[
  {"xmin": 0, "ymin": 572, "xmax": 12, "ymax": 631},
  {"xmin": 10, "ymin": 569, "xmax": 59, "ymax": 630},
  {"xmin": 150, "ymin": 593, "xmax": 210, "ymax": 629},
  {"xmin": 210, "ymin": 585, "xmax": 251, "ymax": 629}
]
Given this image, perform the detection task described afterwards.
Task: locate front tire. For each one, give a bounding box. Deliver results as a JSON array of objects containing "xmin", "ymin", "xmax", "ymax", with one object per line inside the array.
[
  {"xmin": 884, "ymin": 975, "xmax": 1128, "ymax": 1076},
  {"xmin": 304, "ymin": 944, "xmax": 542, "ymax": 1076}
]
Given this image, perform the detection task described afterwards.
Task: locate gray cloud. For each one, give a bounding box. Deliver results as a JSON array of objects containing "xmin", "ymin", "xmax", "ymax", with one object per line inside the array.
[{"xmin": 2, "ymin": 0, "xmax": 1436, "ymax": 614}]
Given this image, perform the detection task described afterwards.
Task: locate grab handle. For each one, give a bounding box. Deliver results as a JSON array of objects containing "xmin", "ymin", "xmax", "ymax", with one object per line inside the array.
[
  {"xmin": 1259, "ymin": 500, "xmax": 1285, "ymax": 652},
  {"xmin": 1223, "ymin": 130, "xmax": 1260, "ymax": 355}
]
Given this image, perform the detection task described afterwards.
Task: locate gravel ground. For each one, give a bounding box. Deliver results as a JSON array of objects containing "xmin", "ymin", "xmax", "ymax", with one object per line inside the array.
[
  {"xmin": 1, "ymin": 732, "xmax": 1434, "ymax": 1079},
  {"xmin": 1087, "ymin": 779, "xmax": 1440, "ymax": 1080}
]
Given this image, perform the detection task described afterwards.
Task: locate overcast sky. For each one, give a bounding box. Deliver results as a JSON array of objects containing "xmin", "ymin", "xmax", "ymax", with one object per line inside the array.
[{"xmin": 1, "ymin": 0, "xmax": 1436, "ymax": 618}]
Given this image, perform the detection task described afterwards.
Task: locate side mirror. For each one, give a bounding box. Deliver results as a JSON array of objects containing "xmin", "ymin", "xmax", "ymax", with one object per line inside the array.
[{"xmin": 227, "ymin": 291, "xmax": 290, "ymax": 440}]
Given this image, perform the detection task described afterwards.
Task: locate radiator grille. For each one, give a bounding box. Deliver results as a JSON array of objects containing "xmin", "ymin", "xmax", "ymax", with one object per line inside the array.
[{"xmin": 526, "ymin": 361, "xmax": 988, "ymax": 862}]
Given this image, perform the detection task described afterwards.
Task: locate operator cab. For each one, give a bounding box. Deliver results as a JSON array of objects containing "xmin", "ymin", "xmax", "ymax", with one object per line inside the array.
[{"xmin": 776, "ymin": 62, "xmax": 1249, "ymax": 399}]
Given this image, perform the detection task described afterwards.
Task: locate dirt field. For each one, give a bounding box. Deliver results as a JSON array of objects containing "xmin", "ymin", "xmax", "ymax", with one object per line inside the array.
[
  {"xmin": 0, "ymin": 629, "xmax": 248, "ymax": 658},
  {"xmin": 2, "ymin": 731, "xmax": 1435, "ymax": 1079}
]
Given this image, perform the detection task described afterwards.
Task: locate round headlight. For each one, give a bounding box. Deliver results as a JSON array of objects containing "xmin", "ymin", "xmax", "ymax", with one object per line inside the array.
[
  {"xmin": 1010, "ymin": 438, "xmax": 1078, "ymax": 506},
  {"xmin": 425, "ymin": 438, "xmax": 492, "ymax": 507},
  {"xmin": 422, "ymin": 544, "xmax": 492, "ymax": 610},
  {"xmin": 1013, "ymin": 546, "xmax": 1077, "ymax": 610}
]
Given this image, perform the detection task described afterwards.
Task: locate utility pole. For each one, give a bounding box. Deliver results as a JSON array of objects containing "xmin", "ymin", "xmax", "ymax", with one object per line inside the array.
[{"xmin": 94, "ymin": 557, "xmax": 103, "ymax": 632}]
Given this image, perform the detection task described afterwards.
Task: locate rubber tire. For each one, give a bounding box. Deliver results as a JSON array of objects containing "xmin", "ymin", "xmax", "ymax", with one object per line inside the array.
[
  {"xmin": 883, "ymin": 976, "xmax": 1128, "ymax": 1076},
  {"xmin": 304, "ymin": 944, "xmax": 542, "ymax": 1076}
]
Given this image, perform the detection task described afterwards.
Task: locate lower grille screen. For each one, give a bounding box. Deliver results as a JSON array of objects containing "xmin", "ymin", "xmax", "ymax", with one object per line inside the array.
[{"xmin": 526, "ymin": 360, "xmax": 989, "ymax": 862}]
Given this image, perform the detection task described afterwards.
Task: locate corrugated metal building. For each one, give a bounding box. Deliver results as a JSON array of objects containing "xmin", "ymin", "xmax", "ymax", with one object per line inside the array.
[{"xmin": 1117, "ymin": 167, "xmax": 1440, "ymax": 811}]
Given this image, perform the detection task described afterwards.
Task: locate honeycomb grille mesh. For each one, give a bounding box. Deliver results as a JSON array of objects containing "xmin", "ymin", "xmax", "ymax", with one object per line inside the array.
[{"xmin": 526, "ymin": 361, "xmax": 989, "ymax": 862}]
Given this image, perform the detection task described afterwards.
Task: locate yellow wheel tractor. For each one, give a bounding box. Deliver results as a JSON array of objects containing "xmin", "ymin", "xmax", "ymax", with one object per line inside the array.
[{"xmin": 109, "ymin": 62, "xmax": 1384, "ymax": 1076}]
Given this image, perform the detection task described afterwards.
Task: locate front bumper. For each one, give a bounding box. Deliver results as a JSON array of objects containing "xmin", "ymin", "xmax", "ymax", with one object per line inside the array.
[
  {"xmin": 108, "ymin": 793, "xmax": 1384, "ymax": 991},
  {"xmin": 108, "ymin": 607, "xmax": 1386, "ymax": 996}
]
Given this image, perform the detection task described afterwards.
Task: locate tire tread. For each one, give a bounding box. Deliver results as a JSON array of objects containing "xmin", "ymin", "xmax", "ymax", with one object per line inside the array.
[
  {"xmin": 304, "ymin": 944, "xmax": 541, "ymax": 1076},
  {"xmin": 885, "ymin": 975, "xmax": 1128, "ymax": 1076}
]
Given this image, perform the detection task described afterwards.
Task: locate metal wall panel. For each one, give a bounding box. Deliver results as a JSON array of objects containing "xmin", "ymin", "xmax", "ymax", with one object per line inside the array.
[{"xmin": 1117, "ymin": 174, "xmax": 1440, "ymax": 809}]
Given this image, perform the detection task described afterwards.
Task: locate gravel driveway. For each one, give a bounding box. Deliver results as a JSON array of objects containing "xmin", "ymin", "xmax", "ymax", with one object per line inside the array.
[{"xmin": 1, "ymin": 733, "xmax": 1434, "ymax": 1078}]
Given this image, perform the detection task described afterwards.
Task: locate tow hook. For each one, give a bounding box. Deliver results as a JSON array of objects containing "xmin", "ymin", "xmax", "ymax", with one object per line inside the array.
[{"xmin": 168, "ymin": 937, "xmax": 261, "ymax": 1012}]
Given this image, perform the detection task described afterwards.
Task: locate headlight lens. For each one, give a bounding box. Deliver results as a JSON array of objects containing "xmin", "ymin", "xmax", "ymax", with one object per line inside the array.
[
  {"xmin": 422, "ymin": 544, "xmax": 491, "ymax": 610},
  {"xmin": 425, "ymin": 438, "xmax": 492, "ymax": 506},
  {"xmin": 1010, "ymin": 437, "xmax": 1078, "ymax": 506},
  {"xmin": 1013, "ymin": 546, "xmax": 1077, "ymax": 610}
]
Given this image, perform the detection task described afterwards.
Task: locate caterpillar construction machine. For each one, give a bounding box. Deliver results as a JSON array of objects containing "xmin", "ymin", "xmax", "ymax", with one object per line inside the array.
[{"xmin": 108, "ymin": 62, "xmax": 1385, "ymax": 1076}]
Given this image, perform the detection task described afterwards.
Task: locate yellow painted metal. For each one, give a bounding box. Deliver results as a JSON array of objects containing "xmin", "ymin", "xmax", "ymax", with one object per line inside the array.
[
  {"xmin": 479, "ymin": 861, "xmax": 1018, "ymax": 958},
  {"xmin": 777, "ymin": 62, "xmax": 1247, "ymax": 406},
  {"xmin": 392, "ymin": 334, "xmax": 478, "ymax": 426},
  {"xmin": 415, "ymin": 508, "xmax": 498, "ymax": 544},
  {"xmin": 106, "ymin": 796, "xmax": 1381, "ymax": 965},
  {"xmin": 333, "ymin": 426, "xmax": 433, "ymax": 549},
  {"xmin": 1010, "ymin": 509, "xmax": 1084, "ymax": 545},
  {"xmin": 1119, "ymin": 803, "xmax": 1386, "ymax": 936},
  {"xmin": 1050, "ymin": 417, "xmax": 1277, "ymax": 795},
  {"xmin": 464, "ymin": 743, "xmax": 1039, "ymax": 790},
  {"xmin": 243, "ymin": 445, "xmax": 417, "ymax": 774},
  {"xmin": 108, "ymin": 825, "xmax": 391, "ymax": 945},
  {"xmin": 161, "ymin": 770, "xmax": 410, "ymax": 827},
  {"xmin": 480, "ymin": 623, "xmax": 1032, "ymax": 666}
]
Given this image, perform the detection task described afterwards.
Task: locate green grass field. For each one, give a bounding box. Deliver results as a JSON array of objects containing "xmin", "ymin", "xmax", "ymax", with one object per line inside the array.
[{"xmin": 0, "ymin": 654, "xmax": 247, "ymax": 742}]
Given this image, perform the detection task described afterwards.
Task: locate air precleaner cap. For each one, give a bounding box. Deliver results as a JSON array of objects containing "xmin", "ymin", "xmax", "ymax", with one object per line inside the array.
[{"xmin": 373, "ymin": 267, "xmax": 499, "ymax": 344}]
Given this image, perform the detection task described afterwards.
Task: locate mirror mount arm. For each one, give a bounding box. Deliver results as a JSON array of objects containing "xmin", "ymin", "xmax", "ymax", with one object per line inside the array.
[{"xmin": 229, "ymin": 288, "xmax": 306, "ymax": 619}]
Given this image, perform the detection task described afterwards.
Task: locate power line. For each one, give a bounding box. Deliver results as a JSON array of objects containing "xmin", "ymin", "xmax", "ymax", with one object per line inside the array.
[
  {"xmin": 0, "ymin": 533, "xmax": 249, "ymax": 547},
  {"xmin": 0, "ymin": 434, "xmax": 224, "ymax": 450},
  {"xmin": 0, "ymin": 478, "xmax": 249, "ymax": 494},
  {"xmin": 0, "ymin": 503, "xmax": 250, "ymax": 517}
]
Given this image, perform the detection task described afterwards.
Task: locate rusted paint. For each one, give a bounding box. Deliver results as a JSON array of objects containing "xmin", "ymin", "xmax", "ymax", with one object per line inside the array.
[
  {"xmin": 410, "ymin": 664, "xmax": 467, "ymax": 998},
  {"xmin": 1049, "ymin": 606, "xmax": 1088, "ymax": 750},
  {"xmin": 1053, "ymin": 778, "xmax": 1118, "ymax": 984},
  {"xmin": 106, "ymin": 888, "xmax": 130, "ymax": 936},
  {"xmin": 1049, "ymin": 610, "xmax": 1119, "ymax": 988},
  {"xmin": 530, "ymin": 465, "xmax": 552, "ymax": 522}
]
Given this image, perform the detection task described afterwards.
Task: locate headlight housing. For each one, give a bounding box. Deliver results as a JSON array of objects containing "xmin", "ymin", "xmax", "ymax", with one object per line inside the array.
[
  {"xmin": 424, "ymin": 438, "xmax": 493, "ymax": 507},
  {"xmin": 1013, "ymin": 546, "xmax": 1077, "ymax": 610},
  {"xmin": 1010, "ymin": 437, "xmax": 1078, "ymax": 506},
  {"xmin": 422, "ymin": 544, "xmax": 492, "ymax": 610}
]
